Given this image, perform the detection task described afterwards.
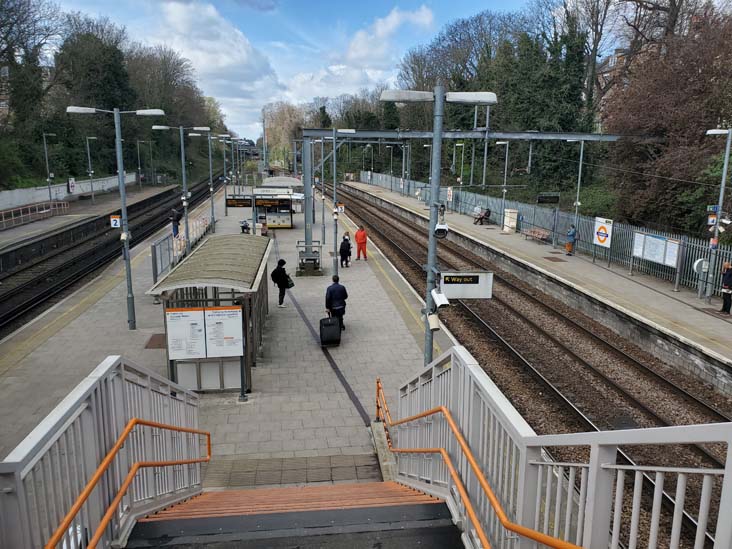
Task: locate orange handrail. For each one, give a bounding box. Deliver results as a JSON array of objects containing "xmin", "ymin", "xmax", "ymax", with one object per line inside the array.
[
  {"xmin": 46, "ymin": 418, "xmax": 211, "ymax": 549},
  {"xmin": 375, "ymin": 378, "xmax": 582, "ymax": 549}
]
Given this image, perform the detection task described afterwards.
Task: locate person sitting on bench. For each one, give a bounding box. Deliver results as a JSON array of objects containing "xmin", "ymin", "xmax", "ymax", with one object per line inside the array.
[{"xmin": 473, "ymin": 208, "xmax": 491, "ymax": 225}]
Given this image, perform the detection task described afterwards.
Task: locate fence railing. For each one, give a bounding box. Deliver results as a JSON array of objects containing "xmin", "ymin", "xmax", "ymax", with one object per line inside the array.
[
  {"xmin": 0, "ymin": 356, "xmax": 203, "ymax": 549},
  {"xmin": 361, "ymin": 171, "xmax": 732, "ymax": 297},
  {"xmin": 151, "ymin": 215, "xmax": 211, "ymax": 283},
  {"xmin": 391, "ymin": 346, "xmax": 732, "ymax": 549},
  {"xmin": 0, "ymin": 201, "xmax": 69, "ymax": 231}
]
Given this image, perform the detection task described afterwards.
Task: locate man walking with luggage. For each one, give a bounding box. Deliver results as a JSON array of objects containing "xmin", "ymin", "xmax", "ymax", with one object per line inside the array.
[
  {"xmin": 325, "ymin": 275, "xmax": 349, "ymax": 331},
  {"xmin": 355, "ymin": 225, "xmax": 368, "ymax": 261}
]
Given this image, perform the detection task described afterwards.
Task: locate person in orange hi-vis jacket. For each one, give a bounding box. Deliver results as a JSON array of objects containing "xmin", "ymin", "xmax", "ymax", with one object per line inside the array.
[{"xmin": 355, "ymin": 225, "xmax": 368, "ymax": 261}]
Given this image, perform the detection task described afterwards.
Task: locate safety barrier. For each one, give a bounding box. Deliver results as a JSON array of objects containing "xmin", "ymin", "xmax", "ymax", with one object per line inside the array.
[
  {"xmin": 362, "ymin": 171, "xmax": 732, "ymax": 297},
  {"xmin": 151, "ymin": 214, "xmax": 211, "ymax": 283},
  {"xmin": 0, "ymin": 356, "xmax": 203, "ymax": 549},
  {"xmin": 0, "ymin": 201, "xmax": 69, "ymax": 231},
  {"xmin": 377, "ymin": 346, "xmax": 732, "ymax": 548}
]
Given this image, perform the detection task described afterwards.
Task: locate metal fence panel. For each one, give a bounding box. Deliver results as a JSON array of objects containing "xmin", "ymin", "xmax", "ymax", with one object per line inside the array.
[{"xmin": 360, "ymin": 172, "xmax": 732, "ymax": 296}]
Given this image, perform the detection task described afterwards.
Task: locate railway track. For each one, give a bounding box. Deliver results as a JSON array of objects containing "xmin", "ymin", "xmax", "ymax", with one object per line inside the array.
[
  {"xmin": 0, "ymin": 176, "xmax": 221, "ymax": 331},
  {"xmin": 328, "ymin": 183, "xmax": 729, "ymax": 546}
]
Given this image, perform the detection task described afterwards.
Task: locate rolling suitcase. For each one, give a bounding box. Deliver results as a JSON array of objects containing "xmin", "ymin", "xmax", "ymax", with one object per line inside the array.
[{"xmin": 320, "ymin": 315, "xmax": 341, "ymax": 347}]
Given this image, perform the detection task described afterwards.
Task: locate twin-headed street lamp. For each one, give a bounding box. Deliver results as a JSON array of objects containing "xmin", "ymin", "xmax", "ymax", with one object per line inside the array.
[
  {"xmin": 380, "ymin": 87, "xmax": 497, "ymax": 365},
  {"xmin": 152, "ymin": 125, "xmax": 211, "ymax": 253},
  {"xmin": 567, "ymin": 138, "xmax": 585, "ymax": 226},
  {"xmin": 67, "ymin": 106, "xmax": 165, "ymax": 330}
]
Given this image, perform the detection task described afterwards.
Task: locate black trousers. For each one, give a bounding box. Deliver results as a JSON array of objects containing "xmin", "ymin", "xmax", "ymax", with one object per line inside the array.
[
  {"xmin": 723, "ymin": 292, "xmax": 731, "ymax": 314},
  {"xmin": 278, "ymin": 286, "xmax": 286, "ymax": 305},
  {"xmin": 332, "ymin": 308, "xmax": 345, "ymax": 329},
  {"xmin": 340, "ymin": 254, "xmax": 349, "ymax": 267}
]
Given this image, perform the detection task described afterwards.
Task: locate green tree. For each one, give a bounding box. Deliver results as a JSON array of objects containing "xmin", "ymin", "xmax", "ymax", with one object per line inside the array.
[
  {"xmin": 382, "ymin": 101, "xmax": 399, "ymax": 129},
  {"xmin": 318, "ymin": 106, "xmax": 332, "ymax": 128}
]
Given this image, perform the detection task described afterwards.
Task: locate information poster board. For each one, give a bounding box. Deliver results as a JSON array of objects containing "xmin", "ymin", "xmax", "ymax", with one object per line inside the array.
[
  {"xmin": 205, "ymin": 307, "xmax": 244, "ymax": 358},
  {"xmin": 592, "ymin": 217, "xmax": 613, "ymax": 248},
  {"xmin": 166, "ymin": 308, "xmax": 206, "ymax": 360},
  {"xmin": 633, "ymin": 232, "xmax": 681, "ymax": 268}
]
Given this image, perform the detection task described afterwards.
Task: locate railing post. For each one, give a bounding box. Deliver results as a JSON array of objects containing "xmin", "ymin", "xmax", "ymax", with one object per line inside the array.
[
  {"xmin": 714, "ymin": 439, "xmax": 732, "ymax": 548},
  {"xmin": 0, "ymin": 471, "xmax": 30, "ymax": 549},
  {"xmin": 151, "ymin": 243, "xmax": 159, "ymax": 284},
  {"xmin": 516, "ymin": 445, "xmax": 542, "ymax": 549},
  {"xmin": 582, "ymin": 443, "xmax": 617, "ymax": 549}
]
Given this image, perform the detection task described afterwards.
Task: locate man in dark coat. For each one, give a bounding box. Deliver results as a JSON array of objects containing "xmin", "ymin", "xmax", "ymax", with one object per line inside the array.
[
  {"xmin": 270, "ymin": 259, "xmax": 290, "ymax": 308},
  {"xmin": 325, "ymin": 274, "xmax": 349, "ymax": 331},
  {"xmin": 339, "ymin": 234, "xmax": 352, "ymax": 268}
]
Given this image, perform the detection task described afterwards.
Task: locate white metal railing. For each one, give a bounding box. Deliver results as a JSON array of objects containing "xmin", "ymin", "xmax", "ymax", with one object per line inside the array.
[
  {"xmin": 151, "ymin": 214, "xmax": 211, "ymax": 283},
  {"xmin": 0, "ymin": 202, "xmax": 69, "ymax": 230},
  {"xmin": 392, "ymin": 346, "xmax": 732, "ymax": 549},
  {"xmin": 0, "ymin": 356, "xmax": 203, "ymax": 549}
]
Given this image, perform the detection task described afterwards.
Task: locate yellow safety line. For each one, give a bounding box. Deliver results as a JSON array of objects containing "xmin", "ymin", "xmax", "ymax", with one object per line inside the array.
[{"xmin": 337, "ymin": 208, "xmax": 441, "ymax": 356}]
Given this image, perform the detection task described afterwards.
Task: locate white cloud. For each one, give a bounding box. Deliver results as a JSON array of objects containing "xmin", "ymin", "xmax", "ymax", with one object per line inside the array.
[
  {"xmin": 283, "ymin": 5, "xmax": 434, "ymax": 105},
  {"xmin": 140, "ymin": 1, "xmax": 282, "ymax": 138},
  {"xmin": 345, "ymin": 6, "xmax": 433, "ymax": 69}
]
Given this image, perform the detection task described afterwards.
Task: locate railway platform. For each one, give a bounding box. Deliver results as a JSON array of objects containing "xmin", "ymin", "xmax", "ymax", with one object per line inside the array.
[
  {"xmin": 345, "ymin": 181, "xmax": 732, "ymax": 375},
  {"xmin": 0, "ymin": 183, "xmax": 177, "ymax": 252},
  {"xmin": 0, "ymin": 184, "xmax": 451, "ymax": 479}
]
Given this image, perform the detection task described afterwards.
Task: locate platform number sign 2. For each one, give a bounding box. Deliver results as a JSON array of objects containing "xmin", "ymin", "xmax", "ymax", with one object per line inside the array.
[
  {"xmin": 110, "ymin": 215, "xmax": 121, "ymax": 228},
  {"xmin": 593, "ymin": 217, "xmax": 613, "ymax": 248}
]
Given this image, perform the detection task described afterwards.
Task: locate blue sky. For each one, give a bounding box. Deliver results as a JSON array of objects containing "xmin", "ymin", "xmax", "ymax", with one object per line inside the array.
[{"xmin": 56, "ymin": 1, "xmax": 526, "ymax": 138}]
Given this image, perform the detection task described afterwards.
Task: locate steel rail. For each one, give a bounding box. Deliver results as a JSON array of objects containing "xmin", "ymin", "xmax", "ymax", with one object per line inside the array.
[
  {"xmin": 332, "ymin": 183, "xmax": 718, "ymax": 546},
  {"xmin": 0, "ymin": 175, "xmax": 222, "ymax": 330}
]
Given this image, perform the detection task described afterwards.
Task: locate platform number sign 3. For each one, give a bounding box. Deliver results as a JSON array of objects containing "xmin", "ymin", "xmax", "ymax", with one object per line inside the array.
[{"xmin": 110, "ymin": 215, "xmax": 121, "ymax": 228}]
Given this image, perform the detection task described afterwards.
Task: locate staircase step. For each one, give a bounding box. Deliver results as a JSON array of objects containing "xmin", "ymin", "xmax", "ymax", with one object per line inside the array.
[
  {"xmin": 127, "ymin": 502, "xmax": 461, "ymax": 548},
  {"xmin": 140, "ymin": 481, "xmax": 439, "ymax": 521}
]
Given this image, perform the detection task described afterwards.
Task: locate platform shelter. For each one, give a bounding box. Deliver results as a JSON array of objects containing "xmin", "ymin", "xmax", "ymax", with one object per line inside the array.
[{"xmin": 147, "ymin": 234, "xmax": 271, "ymax": 396}]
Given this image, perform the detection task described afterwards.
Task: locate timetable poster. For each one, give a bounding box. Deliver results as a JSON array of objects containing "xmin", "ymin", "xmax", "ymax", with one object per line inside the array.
[
  {"xmin": 166, "ymin": 308, "xmax": 206, "ymax": 360},
  {"xmin": 204, "ymin": 307, "xmax": 244, "ymax": 358}
]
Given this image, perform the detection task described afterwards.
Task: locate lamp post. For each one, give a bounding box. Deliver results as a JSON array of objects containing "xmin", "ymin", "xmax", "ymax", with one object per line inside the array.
[
  {"xmin": 496, "ymin": 141, "xmax": 509, "ymax": 229},
  {"xmin": 704, "ymin": 128, "xmax": 732, "ymax": 302},
  {"xmin": 380, "ymin": 87, "xmax": 497, "ymax": 365},
  {"xmin": 153, "ymin": 124, "xmax": 211, "ymax": 253},
  {"xmin": 42, "ymin": 132, "xmax": 56, "ymax": 202},
  {"xmin": 331, "ymin": 129, "xmax": 355, "ymax": 275},
  {"xmin": 67, "ymin": 106, "xmax": 165, "ymax": 331},
  {"xmin": 218, "ymin": 135, "xmax": 230, "ymax": 216},
  {"xmin": 136, "ymin": 139, "xmax": 145, "ymax": 190},
  {"xmin": 456, "ymin": 143, "xmax": 465, "ymax": 185},
  {"xmin": 190, "ymin": 131, "xmax": 217, "ymax": 233},
  {"xmin": 386, "ymin": 145, "xmax": 393, "ymax": 191},
  {"xmin": 567, "ymin": 139, "xmax": 585, "ymax": 226},
  {"xmin": 85, "ymin": 136, "xmax": 97, "ymax": 203}
]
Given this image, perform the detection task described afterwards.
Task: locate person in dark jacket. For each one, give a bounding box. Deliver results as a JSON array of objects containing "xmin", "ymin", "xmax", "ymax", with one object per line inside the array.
[
  {"xmin": 169, "ymin": 208, "xmax": 182, "ymax": 237},
  {"xmin": 270, "ymin": 259, "xmax": 289, "ymax": 308},
  {"xmin": 720, "ymin": 261, "xmax": 732, "ymax": 315},
  {"xmin": 339, "ymin": 234, "xmax": 352, "ymax": 268},
  {"xmin": 325, "ymin": 274, "xmax": 349, "ymax": 331},
  {"xmin": 565, "ymin": 224, "xmax": 577, "ymax": 256}
]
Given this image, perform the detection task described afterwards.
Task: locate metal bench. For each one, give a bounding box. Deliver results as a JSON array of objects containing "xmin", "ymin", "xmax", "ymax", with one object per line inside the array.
[{"xmin": 522, "ymin": 228, "xmax": 551, "ymax": 244}]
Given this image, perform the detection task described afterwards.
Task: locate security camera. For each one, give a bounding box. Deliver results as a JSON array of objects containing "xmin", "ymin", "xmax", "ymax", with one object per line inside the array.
[
  {"xmin": 721, "ymin": 217, "xmax": 731, "ymax": 225},
  {"xmin": 434, "ymin": 223, "xmax": 449, "ymax": 239},
  {"xmin": 431, "ymin": 288, "xmax": 450, "ymax": 309}
]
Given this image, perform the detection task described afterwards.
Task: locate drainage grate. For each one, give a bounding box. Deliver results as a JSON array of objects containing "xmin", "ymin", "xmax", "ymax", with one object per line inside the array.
[{"xmin": 543, "ymin": 257, "xmax": 567, "ymax": 263}]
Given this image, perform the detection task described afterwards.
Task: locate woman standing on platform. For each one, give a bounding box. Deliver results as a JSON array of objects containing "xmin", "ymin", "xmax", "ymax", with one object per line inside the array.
[
  {"xmin": 720, "ymin": 261, "xmax": 732, "ymax": 315},
  {"xmin": 565, "ymin": 224, "xmax": 577, "ymax": 256},
  {"xmin": 340, "ymin": 234, "xmax": 352, "ymax": 268}
]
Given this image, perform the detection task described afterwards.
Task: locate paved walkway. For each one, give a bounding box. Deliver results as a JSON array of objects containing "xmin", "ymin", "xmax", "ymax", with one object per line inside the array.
[
  {"xmin": 0, "ymin": 184, "xmax": 176, "ymax": 251},
  {"xmin": 199, "ymin": 196, "xmax": 452, "ymax": 488},
  {"xmin": 0, "ymin": 185, "xmax": 450, "ymax": 491},
  {"xmin": 346, "ymin": 180, "xmax": 732, "ymax": 364},
  {"xmin": 0, "ymin": 189, "xmax": 202, "ymax": 457}
]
